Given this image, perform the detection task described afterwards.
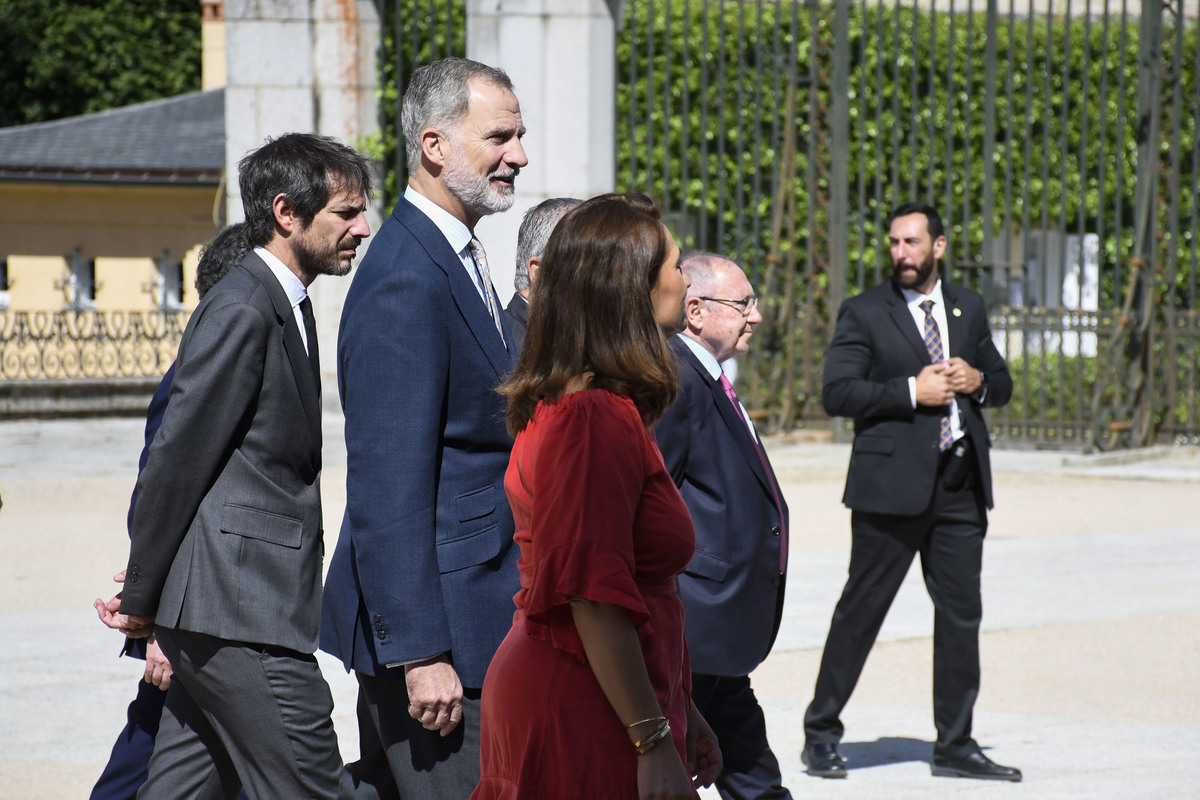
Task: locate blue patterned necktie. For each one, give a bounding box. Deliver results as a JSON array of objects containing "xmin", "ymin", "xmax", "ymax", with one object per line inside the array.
[{"xmin": 920, "ymin": 299, "xmax": 953, "ymax": 452}]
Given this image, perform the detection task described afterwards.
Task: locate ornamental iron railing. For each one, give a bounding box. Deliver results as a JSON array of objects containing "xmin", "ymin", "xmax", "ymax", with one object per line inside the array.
[{"xmin": 0, "ymin": 311, "xmax": 185, "ymax": 381}]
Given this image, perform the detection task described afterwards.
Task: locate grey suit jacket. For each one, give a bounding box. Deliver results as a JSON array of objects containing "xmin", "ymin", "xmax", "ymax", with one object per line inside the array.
[{"xmin": 121, "ymin": 252, "xmax": 326, "ymax": 654}]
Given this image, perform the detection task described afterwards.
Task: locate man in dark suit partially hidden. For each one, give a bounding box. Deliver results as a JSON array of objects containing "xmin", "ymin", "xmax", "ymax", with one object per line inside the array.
[
  {"xmin": 656, "ymin": 253, "xmax": 792, "ymax": 800},
  {"xmin": 99, "ymin": 133, "xmax": 373, "ymax": 799},
  {"xmin": 802, "ymin": 202, "xmax": 1019, "ymax": 782},
  {"xmin": 504, "ymin": 196, "xmax": 580, "ymax": 352},
  {"xmin": 90, "ymin": 223, "xmax": 251, "ymax": 800},
  {"xmin": 321, "ymin": 57, "xmax": 528, "ymax": 797}
]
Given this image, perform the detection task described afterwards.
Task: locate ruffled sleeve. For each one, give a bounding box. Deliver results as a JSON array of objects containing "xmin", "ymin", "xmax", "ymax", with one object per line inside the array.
[{"xmin": 522, "ymin": 391, "xmax": 652, "ymax": 661}]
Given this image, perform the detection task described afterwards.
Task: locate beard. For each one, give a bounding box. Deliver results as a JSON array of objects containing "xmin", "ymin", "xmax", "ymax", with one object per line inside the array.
[
  {"xmin": 443, "ymin": 145, "xmax": 517, "ymax": 217},
  {"xmin": 295, "ymin": 230, "xmax": 358, "ymax": 279},
  {"xmin": 893, "ymin": 249, "xmax": 938, "ymax": 291}
]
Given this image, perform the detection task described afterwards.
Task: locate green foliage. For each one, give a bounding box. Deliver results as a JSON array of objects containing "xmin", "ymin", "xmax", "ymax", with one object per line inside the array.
[
  {"xmin": 1001, "ymin": 350, "xmax": 1099, "ymax": 422},
  {"xmin": 0, "ymin": 0, "xmax": 201, "ymax": 128},
  {"xmin": 376, "ymin": 0, "xmax": 467, "ymax": 203},
  {"xmin": 610, "ymin": 0, "xmax": 1198, "ymax": 434},
  {"xmin": 614, "ymin": 1, "xmax": 1198, "ymax": 315}
]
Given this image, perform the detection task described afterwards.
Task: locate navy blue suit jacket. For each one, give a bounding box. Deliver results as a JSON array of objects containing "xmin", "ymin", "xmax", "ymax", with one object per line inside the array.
[
  {"xmin": 321, "ymin": 194, "xmax": 520, "ymax": 688},
  {"xmin": 823, "ymin": 279, "xmax": 1012, "ymax": 515},
  {"xmin": 655, "ymin": 338, "xmax": 789, "ymax": 677}
]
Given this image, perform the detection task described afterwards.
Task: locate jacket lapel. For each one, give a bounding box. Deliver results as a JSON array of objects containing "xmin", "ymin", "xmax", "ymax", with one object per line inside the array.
[
  {"xmin": 886, "ymin": 281, "xmax": 935, "ymax": 365},
  {"xmin": 239, "ymin": 253, "xmax": 322, "ymax": 454},
  {"xmin": 394, "ymin": 198, "xmax": 516, "ymax": 377},
  {"xmin": 676, "ymin": 341, "xmax": 773, "ymax": 497},
  {"xmin": 941, "ymin": 281, "xmax": 968, "ymax": 359}
]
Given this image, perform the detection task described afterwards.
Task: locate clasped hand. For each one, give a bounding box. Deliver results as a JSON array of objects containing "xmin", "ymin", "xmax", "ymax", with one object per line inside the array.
[{"xmin": 915, "ymin": 357, "xmax": 981, "ymax": 407}]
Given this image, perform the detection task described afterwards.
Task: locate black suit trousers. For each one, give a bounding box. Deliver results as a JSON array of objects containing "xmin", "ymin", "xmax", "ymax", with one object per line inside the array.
[
  {"xmin": 804, "ymin": 458, "xmax": 987, "ymax": 756},
  {"xmin": 692, "ymin": 674, "xmax": 792, "ymax": 800}
]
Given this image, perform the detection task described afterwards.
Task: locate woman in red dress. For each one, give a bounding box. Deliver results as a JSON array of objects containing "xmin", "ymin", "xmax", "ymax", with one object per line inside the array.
[{"xmin": 472, "ymin": 194, "xmax": 722, "ymax": 800}]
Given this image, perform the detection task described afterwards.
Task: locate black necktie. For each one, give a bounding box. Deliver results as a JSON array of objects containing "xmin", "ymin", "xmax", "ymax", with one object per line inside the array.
[{"xmin": 299, "ymin": 296, "xmax": 320, "ymax": 385}]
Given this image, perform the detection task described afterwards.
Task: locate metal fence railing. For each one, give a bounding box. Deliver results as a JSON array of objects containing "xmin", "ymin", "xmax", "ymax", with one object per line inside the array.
[
  {"xmin": 617, "ymin": 0, "xmax": 1199, "ymax": 451},
  {"xmin": 0, "ymin": 311, "xmax": 185, "ymax": 380}
]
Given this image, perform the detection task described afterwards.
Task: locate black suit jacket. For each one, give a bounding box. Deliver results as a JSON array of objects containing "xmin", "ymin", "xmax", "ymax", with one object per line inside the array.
[
  {"xmin": 122, "ymin": 253, "xmax": 326, "ymax": 653},
  {"xmin": 822, "ymin": 279, "xmax": 1012, "ymax": 516},
  {"xmin": 656, "ymin": 338, "xmax": 788, "ymax": 677},
  {"xmin": 504, "ymin": 292, "xmax": 528, "ymax": 354}
]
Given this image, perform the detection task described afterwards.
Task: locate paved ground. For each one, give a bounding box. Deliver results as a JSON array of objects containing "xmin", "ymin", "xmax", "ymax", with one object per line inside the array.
[{"xmin": 1, "ymin": 415, "xmax": 1197, "ymax": 799}]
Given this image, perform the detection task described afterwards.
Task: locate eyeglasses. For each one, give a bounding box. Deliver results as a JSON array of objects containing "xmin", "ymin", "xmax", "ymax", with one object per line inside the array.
[{"xmin": 698, "ymin": 296, "xmax": 758, "ymax": 316}]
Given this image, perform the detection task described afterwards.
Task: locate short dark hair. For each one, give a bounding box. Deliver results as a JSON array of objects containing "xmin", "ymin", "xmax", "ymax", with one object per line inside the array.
[
  {"xmin": 514, "ymin": 197, "xmax": 582, "ymax": 291},
  {"xmin": 195, "ymin": 223, "xmax": 252, "ymax": 299},
  {"xmin": 238, "ymin": 132, "xmax": 373, "ymax": 248},
  {"xmin": 401, "ymin": 57, "xmax": 514, "ymax": 171},
  {"xmin": 499, "ymin": 193, "xmax": 678, "ymax": 435},
  {"xmin": 888, "ymin": 202, "xmax": 944, "ymax": 239}
]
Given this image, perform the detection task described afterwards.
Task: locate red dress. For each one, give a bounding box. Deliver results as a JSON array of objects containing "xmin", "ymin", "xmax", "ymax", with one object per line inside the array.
[{"xmin": 472, "ymin": 389, "xmax": 697, "ymax": 799}]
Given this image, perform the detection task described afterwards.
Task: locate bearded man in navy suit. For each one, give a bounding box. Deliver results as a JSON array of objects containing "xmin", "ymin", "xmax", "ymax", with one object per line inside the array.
[
  {"xmin": 321, "ymin": 57, "xmax": 527, "ymax": 797},
  {"xmin": 656, "ymin": 253, "xmax": 792, "ymax": 800}
]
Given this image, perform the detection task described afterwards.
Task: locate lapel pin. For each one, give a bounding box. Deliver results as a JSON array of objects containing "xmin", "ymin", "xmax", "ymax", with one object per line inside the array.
[{"xmin": 952, "ymin": 307, "xmax": 962, "ymax": 317}]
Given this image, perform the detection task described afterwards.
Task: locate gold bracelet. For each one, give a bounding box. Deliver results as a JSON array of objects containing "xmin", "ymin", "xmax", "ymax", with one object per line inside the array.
[
  {"xmin": 633, "ymin": 720, "xmax": 671, "ymax": 755},
  {"xmin": 625, "ymin": 715, "xmax": 667, "ymax": 730}
]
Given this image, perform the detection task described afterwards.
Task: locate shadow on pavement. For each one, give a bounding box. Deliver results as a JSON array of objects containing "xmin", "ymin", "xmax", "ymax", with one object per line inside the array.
[{"xmin": 840, "ymin": 737, "xmax": 932, "ymax": 770}]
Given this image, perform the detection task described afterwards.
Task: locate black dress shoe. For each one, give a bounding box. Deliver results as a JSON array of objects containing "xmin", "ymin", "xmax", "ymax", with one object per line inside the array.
[
  {"xmin": 931, "ymin": 749, "xmax": 1022, "ymax": 782},
  {"xmin": 802, "ymin": 743, "xmax": 848, "ymax": 778}
]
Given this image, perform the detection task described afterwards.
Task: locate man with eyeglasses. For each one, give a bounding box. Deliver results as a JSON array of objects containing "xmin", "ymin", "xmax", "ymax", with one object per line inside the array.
[{"xmin": 656, "ymin": 253, "xmax": 792, "ymax": 800}]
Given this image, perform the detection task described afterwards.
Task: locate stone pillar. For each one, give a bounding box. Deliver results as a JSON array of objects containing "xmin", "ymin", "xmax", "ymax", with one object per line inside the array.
[
  {"xmin": 466, "ymin": 0, "xmax": 619, "ymax": 303},
  {"xmin": 223, "ymin": 0, "xmax": 380, "ymax": 396}
]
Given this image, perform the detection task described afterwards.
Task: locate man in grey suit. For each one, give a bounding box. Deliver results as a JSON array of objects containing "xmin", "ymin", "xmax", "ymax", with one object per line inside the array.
[
  {"xmin": 505, "ymin": 196, "xmax": 580, "ymax": 352},
  {"xmin": 100, "ymin": 133, "xmax": 373, "ymax": 799}
]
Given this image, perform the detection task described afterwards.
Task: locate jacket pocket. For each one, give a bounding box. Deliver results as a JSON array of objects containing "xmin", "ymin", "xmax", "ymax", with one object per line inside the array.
[
  {"xmin": 436, "ymin": 525, "xmax": 505, "ymax": 573},
  {"xmin": 685, "ymin": 550, "xmax": 731, "ymax": 582},
  {"xmin": 220, "ymin": 503, "xmax": 303, "ymax": 549},
  {"xmin": 455, "ymin": 485, "xmax": 497, "ymax": 522}
]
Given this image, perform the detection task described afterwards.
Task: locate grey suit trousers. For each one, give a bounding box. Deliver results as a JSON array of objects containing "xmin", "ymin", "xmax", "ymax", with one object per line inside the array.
[{"xmin": 140, "ymin": 628, "xmax": 353, "ymax": 800}]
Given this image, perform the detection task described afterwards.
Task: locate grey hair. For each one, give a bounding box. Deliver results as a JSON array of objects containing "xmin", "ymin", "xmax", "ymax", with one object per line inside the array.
[
  {"xmin": 401, "ymin": 57, "xmax": 514, "ymax": 172},
  {"xmin": 514, "ymin": 197, "xmax": 582, "ymax": 291},
  {"xmin": 680, "ymin": 252, "xmax": 734, "ymax": 299}
]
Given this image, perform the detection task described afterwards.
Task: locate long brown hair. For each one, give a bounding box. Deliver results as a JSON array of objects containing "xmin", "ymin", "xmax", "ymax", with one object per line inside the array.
[{"xmin": 499, "ymin": 193, "xmax": 679, "ymax": 435}]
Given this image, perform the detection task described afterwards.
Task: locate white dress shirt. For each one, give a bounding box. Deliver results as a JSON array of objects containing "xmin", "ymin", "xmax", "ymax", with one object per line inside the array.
[
  {"xmin": 404, "ymin": 185, "xmax": 491, "ymax": 303},
  {"xmin": 900, "ymin": 280, "xmax": 966, "ymax": 442},
  {"xmin": 254, "ymin": 247, "xmax": 312, "ymax": 355},
  {"xmin": 679, "ymin": 334, "xmax": 759, "ymax": 443}
]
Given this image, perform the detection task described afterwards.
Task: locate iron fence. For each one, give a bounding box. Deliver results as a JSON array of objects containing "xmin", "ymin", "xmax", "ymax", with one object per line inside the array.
[
  {"xmin": 0, "ymin": 310, "xmax": 185, "ymax": 380},
  {"xmin": 617, "ymin": 0, "xmax": 1199, "ymax": 450}
]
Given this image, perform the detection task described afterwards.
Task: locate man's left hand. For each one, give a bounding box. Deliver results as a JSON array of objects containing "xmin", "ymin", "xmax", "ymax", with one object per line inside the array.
[{"xmin": 942, "ymin": 357, "xmax": 983, "ymax": 396}]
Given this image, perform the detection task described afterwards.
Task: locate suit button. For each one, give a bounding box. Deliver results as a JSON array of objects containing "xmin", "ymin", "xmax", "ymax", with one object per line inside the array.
[
  {"xmin": 375, "ymin": 628, "xmax": 386, "ymax": 640},
  {"xmin": 373, "ymin": 614, "xmax": 382, "ymax": 624},
  {"xmin": 771, "ymin": 525, "xmax": 780, "ymax": 536},
  {"xmin": 128, "ymin": 565, "xmax": 141, "ymax": 583}
]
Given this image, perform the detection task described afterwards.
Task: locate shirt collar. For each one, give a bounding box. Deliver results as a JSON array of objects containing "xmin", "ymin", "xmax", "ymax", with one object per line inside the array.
[
  {"xmin": 900, "ymin": 278, "xmax": 945, "ymax": 311},
  {"xmin": 254, "ymin": 246, "xmax": 308, "ymax": 309},
  {"xmin": 678, "ymin": 333, "xmax": 725, "ymax": 381},
  {"xmin": 404, "ymin": 185, "xmax": 474, "ymax": 255}
]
